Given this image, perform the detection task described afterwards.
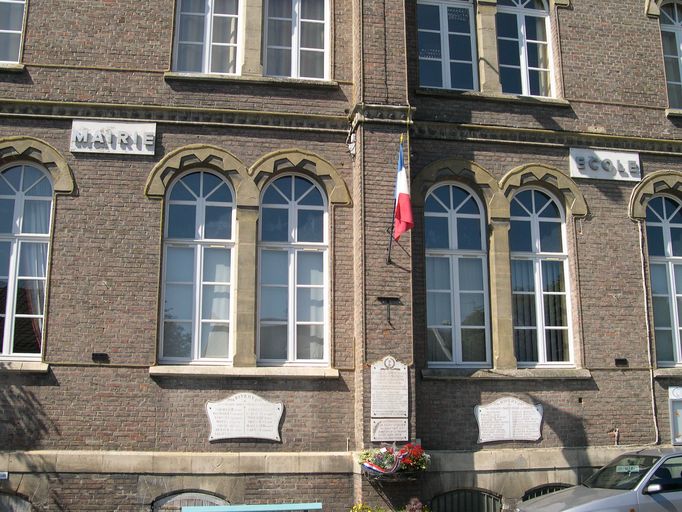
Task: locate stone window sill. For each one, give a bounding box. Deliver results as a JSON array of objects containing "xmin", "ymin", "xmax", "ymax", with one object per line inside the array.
[
  {"xmin": 666, "ymin": 108, "xmax": 682, "ymax": 118},
  {"xmin": 0, "ymin": 63, "xmax": 25, "ymax": 73},
  {"xmin": 415, "ymin": 87, "xmax": 571, "ymax": 108},
  {"xmin": 150, "ymin": 365, "xmax": 340, "ymax": 379},
  {"xmin": 0, "ymin": 361, "xmax": 49, "ymax": 373},
  {"xmin": 421, "ymin": 368, "xmax": 592, "ymax": 380},
  {"xmin": 654, "ymin": 368, "xmax": 682, "ymax": 378},
  {"xmin": 164, "ymin": 72, "xmax": 340, "ymax": 89}
]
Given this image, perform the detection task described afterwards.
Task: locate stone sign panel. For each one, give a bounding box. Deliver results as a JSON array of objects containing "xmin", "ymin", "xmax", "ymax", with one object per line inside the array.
[
  {"xmin": 474, "ymin": 397, "xmax": 543, "ymax": 443},
  {"xmin": 70, "ymin": 119, "xmax": 157, "ymax": 155},
  {"xmin": 206, "ymin": 392, "xmax": 283, "ymax": 442},
  {"xmin": 371, "ymin": 355, "xmax": 408, "ymax": 418},
  {"xmin": 371, "ymin": 418, "xmax": 409, "ymax": 442}
]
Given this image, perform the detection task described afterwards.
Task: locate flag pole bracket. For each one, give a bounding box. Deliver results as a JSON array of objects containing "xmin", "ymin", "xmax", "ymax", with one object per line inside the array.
[{"xmin": 377, "ymin": 296, "xmax": 402, "ymax": 324}]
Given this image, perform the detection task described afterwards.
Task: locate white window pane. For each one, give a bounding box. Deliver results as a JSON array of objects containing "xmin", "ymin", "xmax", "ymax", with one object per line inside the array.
[
  {"xmin": 675, "ymin": 265, "xmax": 682, "ymax": 293},
  {"xmin": 418, "ymin": 4, "xmax": 440, "ymax": 30},
  {"xmin": 166, "ymin": 247, "xmax": 194, "ymax": 282},
  {"xmin": 12, "ymin": 317, "xmax": 41, "ymax": 354},
  {"xmin": 668, "ymin": 83, "xmax": 682, "ymax": 109},
  {"xmin": 210, "ymin": 45, "xmax": 237, "ymax": 73},
  {"xmin": 297, "ymin": 288, "xmax": 324, "ymax": 322},
  {"xmin": 500, "ymin": 65, "xmax": 523, "ymax": 94},
  {"xmin": 301, "ymin": 22, "xmax": 324, "ymax": 49},
  {"xmin": 428, "ymin": 328, "xmax": 452, "ymax": 361},
  {"xmin": 297, "ymin": 209, "xmax": 323, "ymax": 242},
  {"xmin": 202, "ymin": 285, "xmax": 230, "ymax": 320},
  {"xmin": 205, "ymin": 206, "xmax": 232, "ymax": 239},
  {"xmin": 0, "ymin": 279, "xmax": 6, "ymax": 318},
  {"xmin": 168, "ymin": 204, "xmax": 197, "ymax": 238},
  {"xmin": 26, "ymin": 177, "xmax": 52, "ymax": 197},
  {"xmin": 515, "ymin": 329, "xmax": 538, "ymax": 362},
  {"xmin": 179, "ymin": 14, "xmax": 205, "ymax": 42},
  {"xmin": 203, "ymin": 248, "xmax": 230, "ymax": 282},
  {"xmin": 165, "ymin": 284, "xmax": 194, "ymax": 320},
  {"xmin": 545, "ymin": 329, "xmax": 568, "ymax": 362},
  {"xmin": 656, "ymin": 329, "xmax": 675, "ymax": 362},
  {"xmin": 419, "ymin": 31, "xmax": 442, "ymax": 60},
  {"xmin": 510, "ymin": 220, "xmax": 532, "ymax": 252},
  {"xmin": 461, "ymin": 329, "xmax": 486, "ymax": 362},
  {"xmin": 448, "ymin": 6, "xmax": 470, "ymax": 33},
  {"xmin": 266, "ymin": 47, "xmax": 292, "ymax": 76},
  {"xmin": 261, "ymin": 287, "xmax": 288, "ymax": 321},
  {"xmin": 663, "ymin": 31, "xmax": 679, "ymax": 56},
  {"xmin": 201, "ymin": 323, "xmax": 229, "ymax": 358},
  {"xmin": 18, "ymin": 243, "xmax": 47, "ymax": 277},
  {"xmin": 214, "ymin": 0, "xmax": 238, "ymax": 15},
  {"xmin": 513, "ymin": 294, "xmax": 536, "ymax": 326},
  {"xmin": 542, "ymin": 260, "xmax": 565, "ymax": 292},
  {"xmin": 260, "ymin": 324, "xmax": 287, "ymax": 359},
  {"xmin": 0, "ymin": 2, "xmax": 24, "ymax": 31},
  {"xmin": 425, "ymin": 216, "xmax": 449, "ymax": 249},
  {"xmin": 212, "ymin": 16, "xmax": 237, "ymax": 44},
  {"xmin": 673, "ymin": 227, "xmax": 682, "ymax": 256},
  {"xmin": 544, "ymin": 295, "xmax": 567, "ymax": 326},
  {"xmin": 176, "ymin": 44, "xmax": 204, "ymax": 72},
  {"xmin": 498, "ymin": 39, "xmax": 520, "ymax": 66},
  {"xmin": 0, "ymin": 199, "xmax": 13, "ymax": 233},
  {"xmin": 654, "ymin": 296, "xmax": 672, "ymax": 328},
  {"xmin": 647, "ymin": 225, "xmax": 666, "ymax": 256},
  {"xmin": 449, "ymin": 34, "xmax": 471, "ymax": 62},
  {"xmin": 296, "ymin": 324, "xmax": 324, "ymax": 359},
  {"xmin": 0, "ymin": 33, "xmax": 21, "ymax": 62},
  {"xmin": 261, "ymin": 207, "xmax": 289, "ymax": 241},
  {"xmin": 261, "ymin": 251, "xmax": 288, "ymax": 285},
  {"xmin": 0, "ymin": 241, "xmax": 9, "ymax": 276},
  {"xmin": 527, "ymin": 42, "xmax": 549, "ymax": 69},
  {"xmin": 457, "ymin": 218, "xmax": 481, "ymax": 250},
  {"xmin": 426, "ymin": 257, "xmax": 450, "ymax": 290},
  {"xmin": 427, "ymin": 292, "xmax": 451, "ymax": 326},
  {"xmin": 22, "ymin": 200, "xmax": 51, "ymax": 234},
  {"xmin": 15, "ymin": 279, "xmax": 45, "ymax": 316},
  {"xmin": 666, "ymin": 57, "xmax": 682, "ymax": 84},
  {"xmin": 496, "ymin": 12, "xmax": 518, "ymax": 38},
  {"xmin": 529, "ymin": 69, "xmax": 551, "ymax": 96},
  {"xmin": 300, "ymin": 50, "xmax": 324, "ymax": 78},
  {"xmin": 459, "ymin": 258, "xmax": 483, "ymax": 291},
  {"xmin": 450, "ymin": 63, "xmax": 474, "ymax": 90},
  {"xmin": 525, "ymin": 15, "xmax": 547, "ymax": 41},
  {"xmin": 268, "ymin": 19, "xmax": 292, "ymax": 46},
  {"xmin": 181, "ymin": 0, "xmax": 205, "ymax": 13},
  {"xmin": 269, "ymin": 0, "xmax": 292, "ymax": 17},
  {"xmin": 511, "ymin": 259, "xmax": 534, "ymax": 292},
  {"xmin": 301, "ymin": 0, "xmax": 324, "ymax": 20},
  {"xmin": 419, "ymin": 60, "xmax": 443, "ymax": 88},
  {"xmin": 460, "ymin": 293, "xmax": 484, "ymax": 326},
  {"xmin": 539, "ymin": 222, "xmax": 561, "ymax": 252},
  {"xmin": 163, "ymin": 321, "xmax": 193, "ymax": 358},
  {"xmin": 297, "ymin": 252, "xmax": 323, "ymax": 285}
]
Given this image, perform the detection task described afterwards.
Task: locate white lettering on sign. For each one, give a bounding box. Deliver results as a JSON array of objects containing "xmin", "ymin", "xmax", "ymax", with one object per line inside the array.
[
  {"xmin": 206, "ymin": 392, "xmax": 283, "ymax": 442},
  {"xmin": 569, "ymin": 148, "xmax": 641, "ymax": 181},
  {"xmin": 70, "ymin": 120, "xmax": 156, "ymax": 155},
  {"xmin": 474, "ymin": 396, "xmax": 543, "ymax": 443}
]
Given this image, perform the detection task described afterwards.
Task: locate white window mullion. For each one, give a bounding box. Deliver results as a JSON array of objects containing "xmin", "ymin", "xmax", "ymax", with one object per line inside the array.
[
  {"xmin": 193, "ymin": 244, "xmax": 202, "ymax": 361},
  {"xmin": 440, "ymin": 4, "xmax": 452, "ymax": 89},
  {"xmin": 518, "ymin": 14, "xmax": 530, "ymax": 96},
  {"xmin": 288, "ymin": 249, "xmax": 296, "ymax": 362},
  {"xmin": 452, "ymin": 255, "xmax": 463, "ymax": 364},
  {"xmin": 534, "ymin": 257, "xmax": 546, "ymax": 364},
  {"xmin": 292, "ymin": 0, "xmax": 301, "ymax": 79},
  {"xmin": 204, "ymin": 0, "xmax": 213, "ymax": 73},
  {"xmin": 2, "ymin": 240, "xmax": 18, "ymax": 355}
]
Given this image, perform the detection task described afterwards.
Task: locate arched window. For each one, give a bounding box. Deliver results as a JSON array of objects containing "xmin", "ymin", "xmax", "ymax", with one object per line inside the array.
[
  {"xmin": 258, "ymin": 174, "xmax": 328, "ymax": 364},
  {"xmin": 509, "ymin": 188, "xmax": 571, "ymax": 365},
  {"xmin": 152, "ymin": 491, "xmax": 229, "ymax": 511},
  {"xmin": 646, "ymin": 195, "xmax": 682, "ymax": 365},
  {"xmin": 660, "ymin": 1, "xmax": 682, "ymax": 108},
  {"xmin": 496, "ymin": 0, "xmax": 553, "ymax": 97},
  {"xmin": 160, "ymin": 170, "xmax": 235, "ymax": 363},
  {"xmin": 0, "ymin": 164, "xmax": 53, "ymax": 359},
  {"xmin": 424, "ymin": 184, "xmax": 490, "ymax": 366}
]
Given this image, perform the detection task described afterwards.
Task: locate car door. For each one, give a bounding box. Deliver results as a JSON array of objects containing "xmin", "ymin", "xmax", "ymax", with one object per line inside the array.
[{"xmin": 638, "ymin": 455, "xmax": 682, "ymax": 512}]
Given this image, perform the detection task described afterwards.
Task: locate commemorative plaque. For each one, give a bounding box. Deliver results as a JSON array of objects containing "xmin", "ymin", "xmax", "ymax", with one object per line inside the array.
[
  {"xmin": 371, "ymin": 418, "xmax": 409, "ymax": 442},
  {"xmin": 474, "ymin": 397, "xmax": 543, "ymax": 443},
  {"xmin": 206, "ymin": 392, "xmax": 283, "ymax": 442},
  {"xmin": 371, "ymin": 355, "xmax": 408, "ymax": 418}
]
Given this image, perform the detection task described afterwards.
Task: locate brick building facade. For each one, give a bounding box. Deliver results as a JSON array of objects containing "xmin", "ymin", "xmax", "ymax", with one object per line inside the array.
[{"xmin": 2, "ymin": 0, "xmax": 682, "ymax": 510}]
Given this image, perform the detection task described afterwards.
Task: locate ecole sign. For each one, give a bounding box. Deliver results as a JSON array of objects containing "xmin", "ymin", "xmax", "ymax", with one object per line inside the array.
[
  {"xmin": 70, "ymin": 120, "xmax": 156, "ymax": 155},
  {"xmin": 569, "ymin": 148, "xmax": 641, "ymax": 181}
]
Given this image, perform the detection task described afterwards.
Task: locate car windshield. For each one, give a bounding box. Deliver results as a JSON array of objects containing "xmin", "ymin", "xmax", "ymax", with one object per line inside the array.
[{"xmin": 582, "ymin": 455, "xmax": 660, "ymax": 490}]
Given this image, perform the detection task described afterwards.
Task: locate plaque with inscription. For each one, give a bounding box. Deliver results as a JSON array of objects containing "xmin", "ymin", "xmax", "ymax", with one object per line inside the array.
[
  {"xmin": 474, "ymin": 397, "xmax": 543, "ymax": 443},
  {"xmin": 206, "ymin": 392, "xmax": 283, "ymax": 442},
  {"xmin": 371, "ymin": 356, "xmax": 408, "ymax": 418},
  {"xmin": 371, "ymin": 418, "xmax": 409, "ymax": 442}
]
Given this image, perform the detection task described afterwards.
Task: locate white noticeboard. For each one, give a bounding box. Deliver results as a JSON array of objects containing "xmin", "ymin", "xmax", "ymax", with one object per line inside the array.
[
  {"xmin": 474, "ymin": 397, "xmax": 543, "ymax": 443},
  {"xmin": 206, "ymin": 392, "xmax": 283, "ymax": 442}
]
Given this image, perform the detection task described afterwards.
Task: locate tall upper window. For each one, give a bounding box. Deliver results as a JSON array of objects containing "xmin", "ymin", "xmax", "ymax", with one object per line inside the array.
[
  {"xmin": 509, "ymin": 189, "xmax": 571, "ymax": 366},
  {"xmin": 646, "ymin": 195, "xmax": 682, "ymax": 365},
  {"xmin": 0, "ymin": 164, "xmax": 53, "ymax": 359},
  {"xmin": 161, "ymin": 171, "xmax": 235, "ymax": 363},
  {"xmin": 0, "ymin": 0, "xmax": 26, "ymax": 64},
  {"xmin": 173, "ymin": 0, "xmax": 241, "ymax": 74},
  {"xmin": 496, "ymin": 0, "xmax": 552, "ymax": 97},
  {"xmin": 417, "ymin": 0, "xmax": 478, "ymax": 91},
  {"xmin": 264, "ymin": 0, "xmax": 329, "ymax": 80},
  {"xmin": 661, "ymin": 1, "xmax": 682, "ymax": 108},
  {"xmin": 424, "ymin": 184, "xmax": 490, "ymax": 367},
  {"xmin": 258, "ymin": 175, "xmax": 327, "ymax": 364}
]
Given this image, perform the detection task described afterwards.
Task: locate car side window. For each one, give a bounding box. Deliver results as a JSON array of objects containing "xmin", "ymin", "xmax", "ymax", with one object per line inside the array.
[{"xmin": 648, "ymin": 456, "xmax": 682, "ymax": 488}]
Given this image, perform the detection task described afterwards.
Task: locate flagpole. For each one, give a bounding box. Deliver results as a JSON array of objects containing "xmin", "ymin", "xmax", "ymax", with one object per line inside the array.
[{"xmin": 386, "ymin": 134, "xmax": 403, "ymax": 264}]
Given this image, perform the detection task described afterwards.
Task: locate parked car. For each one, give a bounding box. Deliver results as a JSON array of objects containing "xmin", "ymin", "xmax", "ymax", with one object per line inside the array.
[{"xmin": 515, "ymin": 448, "xmax": 682, "ymax": 511}]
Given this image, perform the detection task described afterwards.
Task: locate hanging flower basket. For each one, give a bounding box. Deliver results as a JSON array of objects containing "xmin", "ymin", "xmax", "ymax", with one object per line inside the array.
[{"xmin": 358, "ymin": 443, "xmax": 430, "ymax": 482}]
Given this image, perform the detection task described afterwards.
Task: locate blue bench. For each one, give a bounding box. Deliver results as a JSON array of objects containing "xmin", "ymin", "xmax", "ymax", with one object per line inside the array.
[{"xmin": 183, "ymin": 503, "xmax": 323, "ymax": 512}]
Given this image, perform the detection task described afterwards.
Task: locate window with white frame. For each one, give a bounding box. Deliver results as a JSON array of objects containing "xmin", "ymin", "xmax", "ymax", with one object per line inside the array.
[
  {"xmin": 258, "ymin": 175, "xmax": 327, "ymax": 364},
  {"xmin": 424, "ymin": 184, "xmax": 490, "ymax": 366},
  {"xmin": 660, "ymin": 1, "xmax": 682, "ymax": 108},
  {"xmin": 0, "ymin": 164, "xmax": 53, "ymax": 359},
  {"xmin": 509, "ymin": 188, "xmax": 571, "ymax": 366},
  {"xmin": 646, "ymin": 195, "xmax": 682, "ymax": 365},
  {"xmin": 496, "ymin": 0, "xmax": 553, "ymax": 97},
  {"xmin": 173, "ymin": 0, "xmax": 241, "ymax": 74},
  {"xmin": 264, "ymin": 0, "xmax": 329, "ymax": 80},
  {"xmin": 160, "ymin": 170, "xmax": 235, "ymax": 363},
  {"xmin": 417, "ymin": 0, "xmax": 478, "ymax": 91},
  {"xmin": 0, "ymin": 0, "xmax": 26, "ymax": 64}
]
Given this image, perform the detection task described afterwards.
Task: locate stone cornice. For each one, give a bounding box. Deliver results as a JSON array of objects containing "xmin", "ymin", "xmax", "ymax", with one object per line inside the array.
[
  {"xmin": 412, "ymin": 121, "xmax": 682, "ymax": 156},
  {"xmin": 349, "ymin": 103, "xmax": 415, "ymax": 132},
  {"xmin": 0, "ymin": 99, "xmax": 349, "ymax": 133}
]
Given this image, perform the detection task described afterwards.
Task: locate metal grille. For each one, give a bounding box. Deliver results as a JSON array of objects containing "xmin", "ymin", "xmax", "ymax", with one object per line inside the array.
[
  {"xmin": 430, "ymin": 489, "xmax": 502, "ymax": 512},
  {"xmin": 521, "ymin": 484, "xmax": 571, "ymax": 501}
]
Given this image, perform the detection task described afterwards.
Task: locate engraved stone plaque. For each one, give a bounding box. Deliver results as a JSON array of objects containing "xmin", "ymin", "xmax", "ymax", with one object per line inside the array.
[
  {"xmin": 206, "ymin": 392, "xmax": 283, "ymax": 442},
  {"xmin": 371, "ymin": 356, "xmax": 408, "ymax": 418},
  {"xmin": 474, "ymin": 397, "xmax": 543, "ymax": 443},
  {"xmin": 371, "ymin": 418, "xmax": 409, "ymax": 442}
]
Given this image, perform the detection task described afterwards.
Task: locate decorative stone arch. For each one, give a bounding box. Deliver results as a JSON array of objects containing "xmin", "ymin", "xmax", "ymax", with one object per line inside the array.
[
  {"xmin": 500, "ymin": 163, "xmax": 588, "ymax": 218},
  {"xmin": 249, "ymin": 149, "xmax": 351, "ymax": 206},
  {"xmin": 145, "ymin": 144, "xmax": 258, "ymax": 207},
  {"xmin": 152, "ymin": 490, "xmax": 229, "ymax": 511},
  {"xmin": 629, "ymin": 170, "xmax": 682, "ymax": 219},
  {"xmin": 412, "ymin": 158, "xmax": 508, "ymax": 220},
  {"xmin": 0, "ymin": 136, "xmax": 75, "ymax": 194}
]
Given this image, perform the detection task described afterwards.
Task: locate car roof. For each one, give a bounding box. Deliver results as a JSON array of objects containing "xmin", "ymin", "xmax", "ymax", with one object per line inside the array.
[{"xmin": 621, "ymin": 447, "xmax": 682, "ymax": 457}]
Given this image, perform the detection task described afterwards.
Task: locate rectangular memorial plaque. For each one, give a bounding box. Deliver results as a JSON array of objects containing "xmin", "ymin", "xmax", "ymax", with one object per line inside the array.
[
  {"xmin": 371, "ymin": 418, "xmax": 409, "ymax": 442},
  {"xmin": 474, "ymin": 397, "xmax": 543, "ymax": 443},
  {"xmin": 206, "ymin": 392, "xmax": 283, "ymax": 442},
  {"xmin": 371, "ymin": 356, "xmax": 408, "ymax": 418}
]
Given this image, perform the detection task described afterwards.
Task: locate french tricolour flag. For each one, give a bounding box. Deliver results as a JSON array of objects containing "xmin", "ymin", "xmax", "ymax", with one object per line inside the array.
[{"xmin": 393, "ymin": 138, "xmax": 413, "ymax": 240}]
